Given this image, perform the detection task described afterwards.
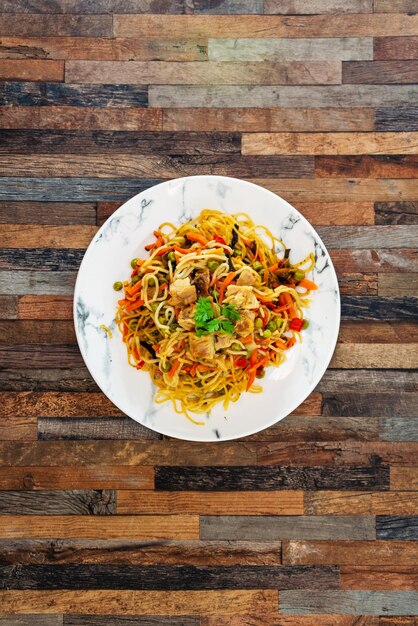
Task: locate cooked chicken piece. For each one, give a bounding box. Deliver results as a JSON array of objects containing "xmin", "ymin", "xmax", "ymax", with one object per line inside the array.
[
  {"xmin": 224, "ymin": 285, "xmax": 259, "ymax": 310},
  {"xmin": 215, "ymin": 334, "xmax": 235, "ymax": 351},
  {"xmin": 191, "ymin": 268, "xmax": 210, "ymax": 297},
  {"xmin": 169, "ymin": 277, "xmax": 197, "ymax": 306},
  {"xmin": 234, "ymin": 310, "xmax": 255, "ymax": 337},
  {"xmin": 178, "ymin": 304, "xmax": 196, "ymax": 331},
  {"xmin": 189, "ymin": 334, "xmax": 215, "ymax": 360},
  {"xmin": 237, "ymin": 267, "xmax": 258, "ymax": 287}
]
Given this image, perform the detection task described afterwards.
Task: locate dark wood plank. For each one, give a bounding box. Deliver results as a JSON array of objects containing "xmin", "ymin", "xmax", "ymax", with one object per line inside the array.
[
  {"xmin": 0, "ymin": 321, "xmax": 76, "ymax": 344},
  {"xmin": 0, "ymin": 83, "xmax": 148, "ymax": 107},
  {"xmin": 0, "ymin": 249, "xmax": 84, "ymax": 271},
  {"xmin": 0, "ymin": 369, "xmax": 98, "ymax": 392},
  {"xmin": 0, "ymin": 201, "xmax": 96, "ymax": 225},
  {"xmin": 0, "ymin": 490, "xmax": 115, "ymax": 515},
  {"xmin": 376, "ymin": 517, "xmax": 418, "ymax": 540},
  {"xmin": 0, "ymin": 617, "xmax": 62, "ymax": 626},
  {"xmin": 375, "ymin": 107, "xmax": 418, "ymax": 132},
  {"xmin": 0, "ymin": 130, "xmax": 240, "ymax": 154},
  {"xmin": 375, "ymin": 202, "xmax": 418, "ymax": 225},
  {"xmin": 64, "ymin": 617, "xmax": 198, "ymax": 626},
  {"xmin": 0, "ymin": 346, "xmax": 84, "ymax": 369},
  {"xmin": 322, "ymin": 394, "xmax": 418, "ymax": 417},
  {"xmin": 343, "ymin": 61, "xmax": 418, "ymax": 84},
  {"xmin": 38, "ymin": 417, "xmax": 161, "ymax": 441},
  {"xmin": 0, "ymin": 15, "xmax": 113, "ymax": 37},
  {"xmin": 341, "ymin": 297, "xmax": 418, "ymax": 320},
  {"xmin": 317, "ymin": 370, "xmax": 418, "ymax": 393},
  {"xmin": 315, "ymin": 156, "xmax": 418, "ymax": 179},
  {"xmin": 200, "ymin": 516, "xmax": 375, "ymax": 540},
  {"xmin": 0, "ymin": 538, "xmax": 280, "ymax": 565},
  {"xmin": 96, "ymin": 202, "xmax": 120, "ymax": 225},
  {"xmin": 374, "ymin": 37, "xmax": 418, "ymax": 61},
  {"xmin": 0, "ymin": 564, "xmax": 338, "ymax": 590},
  {"xmin": 0, "ymin": 295, "xmax": 17, "ymax": 319},
  {"xmin": 155, "ymin": 466, "xmax": 389, "ymax": 491},
  {"xmin": 279, "ymin": 590, "xmax": 418, "ymax": 615}
]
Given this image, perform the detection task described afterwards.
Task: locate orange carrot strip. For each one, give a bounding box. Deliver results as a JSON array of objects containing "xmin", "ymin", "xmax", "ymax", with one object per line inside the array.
[
  {"xmin": 246, "ymin": 369, "xmax": 257, "ymax": 391},
  {"xmin": 263, "ymin": 269, "xmax": 268, "ymax": 284},
  {"xmin": 125, "ymin": 280, "xmax": 142, "ymax": 297},
  {"xmin": 219, "ymin": 271, "xmax": 235, "ymax": 302},
  {"xmin": 155, "ymin": 246, "xmax": 169, "ymax": 257},
  {"xmin": 173, "ymin": 245, "xmax": 194, "ymax": 254},
  {"xmin": 279, "ymin": 292, "xmax": 295, "ymax": 318},
  {"xmin": 286, "ymin": 337, "xmax": 296, "ymax": 350},
  {"xmin": 269, "ymin": 263, "xmax": 279, "ymax": 272},
  {"xmin": 125, "ymin": 298, "xmax": 144, "ymax": 312},
  {"xmin": 299, "ymin": 278, "xmax": 318, "ymax": 291},
  {"xmin": 144, "ymin": 243, "xmax": 155, "ymax": 251},
  {"xmin": 275, "ymin": 338, "xmax": 287, "ymax": 349},
  {"xmin": 168, "ymin": 361, "xmax": 181, "ymax": 377},
  {"xmin": 241, "ymin": 334, "xmax": 253, "ymax": 344},
  {"xmin": 190, "ymin": 362, "xmax": 198, "ymax": 377},
  {"xmin": 186, "ymin": 232, "xmax": 208, "ymax": 245},
  {"xmin": 258, "ymin": 248, "xmax": 265, "ymax": 263}
]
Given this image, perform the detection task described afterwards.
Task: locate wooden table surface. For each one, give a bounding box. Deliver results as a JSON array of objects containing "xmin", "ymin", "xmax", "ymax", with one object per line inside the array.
[{"xmin": 0, "ymin": 1, "xmax": 418, "ymax": 624}]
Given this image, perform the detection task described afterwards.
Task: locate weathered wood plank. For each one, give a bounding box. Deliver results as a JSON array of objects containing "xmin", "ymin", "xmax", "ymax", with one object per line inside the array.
[
  {"xmin": 279, "ymin": 590, "xmax": 418, "ymax": 615},
  {"xmin": 0, "ymin": 83, "xmax": 148, "ymax": 107},
  {"xmin": 340, "ymin": 566, "xmax": 418, "ymax": 591},
  {"xmin": 0, "ymin": 36, "xmax": 208, "ymax": 61},
  {"xmin": 339, "ymin": 321, "xmax": 418, "ymax": 343},
  {"xmin": 318, "ymin": 225, "xmax": 417, "ymax": 248},
  {"xmin": 315, "ymin": 156, "xmax": 418, "ymax": 178},
  {"xmin": 340, "ymin": 297, "xmax": 418, "ymax": 320},
  {"xmin": 0, "ymin": 490, "xmax": 115, "ymax": 515},
  {"xmin": 374, "ymin": 37, "xmax": 418, "ymax": 61},
  {"xmin": 330, "ymin": 249, "xmax": 418, "ymax": 273},
  {"xmin": 0, "ymin": 225, "xmax": 97, "ymax": 248},
  {"xmin": 305, "ymin": 491, "xmax": 418, "ymax": 515},
  {"xmin": 117, "ymin": 491, "xmax": 304, "ymax": 515},
  {"xmin": 163, "ymin": 108, "xmax": 375, "ymax": 132},
  {"xmin": 96, "ymin": 202, "xmax": 120, "ymax": 225},
  {"xmin": 0, "ymin": 392, "xmax": 123, "ymax": 418},
  {"xmin": 322, "ymin": 394, "xmax": 418, "ymax": 417},
  {"xmin": 0, "ymin": 441, "xmax": 256, "ymax": 466},
  {"xmin": 390, "ymin": 467, "xmax": 418, "ymax": 491},
  {"xmin": 242, "ymin": 132, "xmax": 418, "ymax": 156},
  {"xmin": 0, "ymin": 249, "xmax": 84, "ymax": 271},
  {"xmin": 0, "ymin": 369, "xmax": 96, "ymax": 391},
  {"xmin": 0, "ymin": 321, "xmax": 76, "ymax": 344},
  {"xmin": 241, "ymin": 416, "xmax": 379, "ymax": 442},
  {"xmin": 0, "ymin": 154, "xmax": 314, "ymax": 179},
  {"xmin": 0, "ymin": 60, "xmax": 64, "ymax": 81},
  {"xmin": 379, "ymin": 274, "xmax": 418, "ymax": 297},
  {"xmin": 66, "ymin": 60, "xmax": 342, "ymax": 85},
  {"xmin": 0, "ymin": 617, "xmax": 62, "ymax": 626},
  {"xmin": 375, "ymin": 202, "xmax": 418, "ymax": 225},
  {"xmin": 283, "ymin": 540, "xmax": 418, "ymax": 565},
  {"xmin": 376, "ymin": 516, "xmax": 418, "ymax": 540},
  {"xmin": 330, "ymin": 344, "xmax": 418, "ymax": 369},
  {"xmin": 0, "ymin": 15, "xmax": 113, "ymax": 37},
  {"xmin": 114, "ymin": 14, "xmax": 418, "ymax": 38},
  {"xmin": 0, "ymin": 466, "xmax": 154, "ymax": 490},
  {"xmin": 200, "ymin": 516, "xmax": 375, "ymax": 540},
  {"xmin": 264, "ymin": 0, "xmax": 373, "ymax": 13},
  {"xmin": 374, "ymin": 0, "xmax": 417, "ymax": 11},
  {"xmin": 318, "ymin": 369, "xmax": 418, "ymax": 393},
  {"xmin": 0, "ymin": 271, "xmax": 76, "ymax": 296},
  {"xmin": 64, "ymin": 618, "xmax": 197, "ymax": 626},
  {"xmin": 150, "ymin": 85, "xmax": 418, "ymax": 108},
  {"xmin": 343, "ymin": 61, "xmax": 418, "ymax": 84},
  {"xmin": 0, "ymin": 201, "xmax": 96, "ymax": 225},
  {"xmin": 208, "ymin": 37, "xmax": 373, "ymax": 61},
  {"xmin": 201, "ymin": 617, "xmax": 381, "ymax": 626},
  {"xmin": 338, "ymin": 274, "xmax": 377, "ymax": 295},
  {"xmin": 0, "ymin": 516, "xmax": 199, "ymax": 540},
  {"xmin": 0, "ymin": 415, "xmax": 37, "ymax": 441},
  {"xmin": 375, "ymin": 107, "xmax": 418, "ymax": 132},
  {"xmin": 0, "ymin": 590, "xmax": 278, "ymax": 616},
  {"xmin": 18, "ymin": 296, "xmax": 73, "ymax": 319},
  {"xmin": 381, "ymin": 416, "xmax": 418, "ymax": 442},
  {"xmin": 0, "ymin": 564, "xmax": 338, "ymax": 591},
  {"xmin": 155, "ymin": 466, "xmax": 389, "ymax": 490},
  {"xmin": 38, "ymin": 417, "xmax": 161, "ymax": 441},
  {"xmin": 0, "ymin": 539, "xmax": 280, "ymax": 566},
  {"xmin": 0, "ymin": 296, "xmax": 17, "ymax": 319}
]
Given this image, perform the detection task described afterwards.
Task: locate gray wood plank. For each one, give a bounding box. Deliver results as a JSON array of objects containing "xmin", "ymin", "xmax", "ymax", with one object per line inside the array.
[
  {"xmin": 200, "ymin": 516, "xmax": 375, "ymax": 540},
  {"xmin": 209, "ymin": 38, "xmax": 373, "ymax": 61},
  {"xmin": 0, "ymin": 490, "xmax": 115, "ymax": 515},
  {"xmin": 0, "ymin": 15, "xmax": 112, "ymax": 37},
  {"xmin": 264, "ymin": 0, "xmax": 373, "ymax": 13},
  {"xmin": 0, "ymin": 202, "xmax": 96, "ymax": 225},
  {"xmin": 0, "ymin": 250, "xmax": 84, "ymax": 272},
  {"xmin": 317, "ymin": 225, "xmax": 418, "ymax": 249},
  {"xmin": 375, "ymin": 202, "xmax": 418, "ymax": 225},
  {"xmin": 149, "ymin": 85, "xmax": 418, "ymax": 108},
  {"xmin": 280, "ymin": 590, "xmax": 418, "ymax": 614},
  {"xmin": 0, "ymin": 83, "xmax": 148, "ymax": 107},
  {"xmin": 322, "ymin": 394, "xmax": 418, "ymax": 418},
  {"xmin": 380, "ymin": 416, "xmax": 418, "ymax": 441},
  {"xmin": 0, "ymin": 272, "xmax": 76, "ymax": 295},
  {"xmin": 341, "ymin": 297, "xmax": 418, "ymax": 321},
  {"xmin": 376, "ymin": 107, "xmax": 418, "ymax": 131},
  {"xmin": 0, "ymin": 346, "xmax": 84, "ymax": 369},
  {"xmin": 0, "ymin": 618, "xmax": 63, "ymax": 626},
  {"xmin": 0, "ymin": 369, "xmax": 99, "ymax": 392},
  {"xmin": 38, "ymin": 417, "xmax": 161, "ymax": 441},
  {"xmin": 317, "ymin": 370, "xmax": 418, "ymax": 393},
  {"xmin": 376, "ymin": 516, "xmax": 418, "ymax": 540},
  {"xmin": 64, "ymin": 618, "xmax": 198, "ymax": 626}
]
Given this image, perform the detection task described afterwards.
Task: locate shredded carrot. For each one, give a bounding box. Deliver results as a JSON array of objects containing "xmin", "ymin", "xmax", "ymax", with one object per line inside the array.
[
  {"xmin": 197, "ymin": 364, "xmax": 212, "ymax": 373},
  {"xmin": 299, "ymin": 278, "xmax": 318, "ymax": 291},
  {"xmin": 275, "ymin": 338, "xmax": 287, "ymax": 350},
  {"xmin": 168, "ymin": 361, "xmax": 181, "ymax": 377},
  {"xmin": 269, "ymin": 263, "xmax": 279, "ymax": 272},
  {"xmin": 241, "ymin": 334, "xmax": 253, "ymax": 345},
  {"xmin": 186, "ymin": 232, "xmax": 208, "ymax": 245},
  {"xmin": 246, "ymin": 369, "xmax": 256, "ymax": 391},
  {"xmin": 190, "ymin": 362, "xmax": 198, "ymax": 377},
  {"xmin": 279, "ymin": 292, "xmax": 295, "ymax": 318},
  {"xmin": 144, "ymin": 243, "xmax": 155, "ymax": 251},
  {"xmin": 258, "ymin": 248, "xmax": 265, "ymax": 263},
  {"xmin": 263, "ymin": 268, "xmax": 269, "ymax": 284},
  {"xmin": 249, "ymin": 349, "xmax": 259, "ymax": 366},
  {"xmin": 219, "ymin": 271, "xmax": 236, "ymax": 302},
  {"xmin": 125, "ymin": 280, "xmax": 142, "ymax": 297},
  {"xmin": 172, "ymin": 245, "xmax": 194, "ymax": 254},
  {"xmin": 155, "ymin": 246, "xmax": 169, "ymax": 257},
  {"xmin": 286, "ymin": 337, "xmax": 296, "ymax": 350},
  {"xmin": 125, "ymin": 298, "xmax": 144, "ymax": 312}
]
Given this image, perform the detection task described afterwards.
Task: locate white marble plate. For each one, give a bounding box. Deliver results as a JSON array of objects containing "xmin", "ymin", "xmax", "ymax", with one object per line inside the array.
[{"xmin": 74, "ymin": 176, "xmax": 340, "ymax": 441}]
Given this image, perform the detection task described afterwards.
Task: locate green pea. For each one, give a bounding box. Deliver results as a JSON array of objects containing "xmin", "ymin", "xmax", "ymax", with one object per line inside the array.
[
  {"xmin": 267, "ymin": 320, "xmax": 276, "ymax": 332},
  {"xmin": 256, "ymin": 369, "xmax": 265, "ymax": 379},
  {"xmin": 231, "ymin": 343, "xmax": 242, "ymax": 351},
  {"xmin": 233, "ymin": 249, "xmax": 241, "ymax": 257},
  {"xmin": 113, "ymin": 281, "xmax": 123, "ymax": 291},
  {"xmin": 208, "ymin": 260, "xmax": 219, "ymax": 272},
  {"xmin": 294, "ymin": 269, "xmax": 305, "ymax": 282},
  {"xmin": 160, "ymin": 362, "xmax": 171, "ymax": 373},
  {"xmin": 263, "ymin": 329, "xmax": 272, "ymax": 338},
  {"xmin": 167, "ymin": 251, "xmax": 176, "ymax": 263},
  {"xmin": 253, "ymin": 261, "xmax": 263, "ymax": 271},
  {"xmin": 254, "ymin": 317, "xmax": 263, "ymax": 329},
  {"xmin": 150, "ymin": 302, "xmax": 159, "ymax": 312},
  {"xmin": 131, "ymin": 275, "xmax": 140, "ymax": 285},
  {"xmin": 302, "ymin": 319, "xmax": 309, "ymax": 330},
  {"xmin": 130, "ymin": 258, "xmax": 138, "ymax": 269}
]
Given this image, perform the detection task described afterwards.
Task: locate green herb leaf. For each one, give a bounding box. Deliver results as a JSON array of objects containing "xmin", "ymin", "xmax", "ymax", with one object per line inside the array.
[
  {"xmin": 194, "ymin": 296, "xmax": 214, "ymax": 324},
  {"xmin": 218, "ymin": 319, "xmax": 235, "ymax": 334},
  {"xmin": 221, "ymin": 303, "xmax": 240, "ymax": 323}
]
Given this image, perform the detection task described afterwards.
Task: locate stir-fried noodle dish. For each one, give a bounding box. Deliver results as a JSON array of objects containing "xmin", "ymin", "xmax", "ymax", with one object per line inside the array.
[{"xmin": 114, "ymin": 209, "xmax": 317, "ymax": 424}]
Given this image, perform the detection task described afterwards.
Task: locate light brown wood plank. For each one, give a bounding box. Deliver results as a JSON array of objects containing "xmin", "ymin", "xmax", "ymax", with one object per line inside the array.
[
  {"xmin": 117, "ymin": 491, "xmax": 304, "ymax": 515},
  {"xmin": 0, "ymin": 466, "xmax": 154, "ymax": 490},
  {"xmin": 0, "ymin": 392, "xmax": 123, "ymax": 418},
  {"xmin": 379, "ymin": 274, "xmax": 418, "ymax": 297},
  {"xmin": 0, "ymin": 224, "xmax": 97, "ymax": 248},
  {"xmin": 315, "ymin": 156, "xmax": 418, "ymax": 178},
  {"xmin": 265, "ymin": 0, "xmax": 373, "ymax": 12},
  {"xmin": 343, "ymin": 60, "xmax": 418, "ymax": 85},
  {"xmin": 295, "ymin": 202, "xmax": 374, "ymax": 225},
  {"xmin": 305, "ymin": 491, "xmax": 418, "ymax": 515},
  {"xmin": 341, "ymin": 566, "xmax": 418, "ymax": 590},
  {"xmin": 374, "ymin": 37, "xmax": 418, "ymax": 61},
  {"xmin": 243, "ymin": 132, "xmax": 418, "ymax": 155},
  {"xmin": 283, "ymin": 540, "xmax": 418, "ymax": 565},
  {"xmin": 0, "ymin": 515, "xmax": 199, "ymax": 539},
  {"xmin": 390, "ymin": 467, "xmax": 418, "ymax": 491},
  {"xmin": 0, "ymin": 36, "xmax": 208, "ymax": 61},
  {"xmin": 0, "ymin": 590, "xmax": 277, "ymax": 615},
  {"xmin": 66, "ymin": 60, "xmax": 342, "ymax": 85},
  {"xmin": 202, "ymin": 617, "xmax": 380, "ymax": 626},
  {"xmin": 330, "ymin": 249, "xmax": 418, "ymax": 274},
  {"xmin": 374, "ymin": 0, "xmax": 417, "ymax": 11},
  {"xmin": 114, "ymin": 14, "xmax": 418, "ymax": 38},
  {"xmin": 0, "ymin": 59, "xmax": 64, "ymax": 81},
  {"xmin": 338, "ymin": 273, "xmax": 377, "ymax": 295},
  {"xmin": 0, "ymin": 106, "xmax": 163, "ymax": 130},
  {"xmin": 0, "ymin": 295, "xmax": 18, "ymax": 319},
  {"xmin": 0, "ymin": 416, "xmax": 37, "ymax": 441},
  {"xmin": 18, "ymin": 296, "xmax": 73, "ymax": 320},
  {"xmin": 338, "ymin": 321, "xmax": 418, "ymax": 343},
  {"xmin": 330, "ymin": 344, "xmax": 418, "ymax": 369},
  {"xmin": 162, "ymin": 108, "xmax": 375, "ymax": 132}
]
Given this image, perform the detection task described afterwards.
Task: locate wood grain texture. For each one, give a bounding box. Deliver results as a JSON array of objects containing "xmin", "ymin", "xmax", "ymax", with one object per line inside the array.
[
  {"xmin": 283, "ymin": 540, "xmax": 418, "ymax": 565},
  {"xmin": 374, "ymin": 37, "xmax": 418, "ymax": 61},
  {"xmin": 343, "ymin": 61, "xmax": 418, "ymax": 84},
  {"xmin": 0, "ymin": 83, "xmax": 148, "ymax": 107},
  {"xmin": 279, "ymin": 590, "xmax": 418, "ymax": 615},
  {"xmin": 264, "ymin": 0, "xmax": 373, "ymax": 13},
  {"xmin": 0, "ymin": 490, "xmax": 115, "ymax": 515},
  {"xmin": 0, "ymin": 271, "xmax": 76, "ymax": 296},
  {"xmin": 391, "ymin": 467, "xmax": 418, "ymax": 491},
  {"xmin": 330, "ymin": 344, "xmax": 418, "ymax": 368},
  {"xmin": 18, "ymin": 296, "xmax": 73, "ymax": 319},
  {"xmin": 315, "ymin": 156, "xmax": 418, "ymax": 178},
  {"xmin": 0, "ymin": 295, "xmax": 17, "ymax": 319},
  {"xmin": 0, "ymin": 225, "xmax": 97, "ymax": 248},
  {"xmin": 322, "ymin": 393, "xmax": 418, "ymax": 417},
  {"xmin": 337, "ymin": 321, "xmax": 418, "ymax": 343},
  {"xmin": 305, "ymin": 492, "xmax": 418, "ymax": 515},
  {"xmin": 340, "ymin": 566, "xmax": 418, "ymax": 590},
  {"xmin": 0, "ymin": 201, "xmax": 96, "ymax": 225},
  {"xmin": 0, "ymin": 590, "xmax": 277, "ymax": 615},
  {"xmin": 376, "ymin": 516, "xmax": 418, "ymax": 540},
  {"xmin": 0, "ymin": 415, "xmax": 37, "ymax": 441},
  {"xmin": 0, "ymin": 369, "xmax": 98, "ymax": 392},
  {"xmin": 0, "ymin": 321, "xmax": 76, "ymax": 344},
  {"xmin": 201, "ymin": 618, "xmax": 381, "ymax": 626},
  {"xmin": 0, "ymin": 60, "xmax": 64, "ymax": 81},
  {"xmin": 374, "ymin": 0, "xmax": 418, "ymax": 11},
  {"xmin": 379, "ymin": 274, "xmax": 418, "ymax": 296},
  {"xmin": 375, "ymin": 107, "xmax": 418, "ymax": 132},
  {"xmin": 317, "ymin": 225, "xmax": 417, "ymax": 248},
  {"xmin": 64, "ymin": 618, "xmax": 198, "ymax": 626},
  {"xmin": 374, "ymin": 202, "xmax": 418, "ymax": 225},
  {"xmin": 0, "ymin": 16, "xmax": 113, "ymax": 37},
  {"xmin": 0, "ymin": 618, "xmax": 62, "ymax": 626},
  {"xmin": 38, "ymin": 417, "xmax": 161, "ymax": 441}
]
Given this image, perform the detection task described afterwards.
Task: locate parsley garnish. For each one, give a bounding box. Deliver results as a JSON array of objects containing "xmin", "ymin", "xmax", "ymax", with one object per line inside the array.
[{"xmin": 194, "ymin": 296, "xmax": 240, "ymax": 337}]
